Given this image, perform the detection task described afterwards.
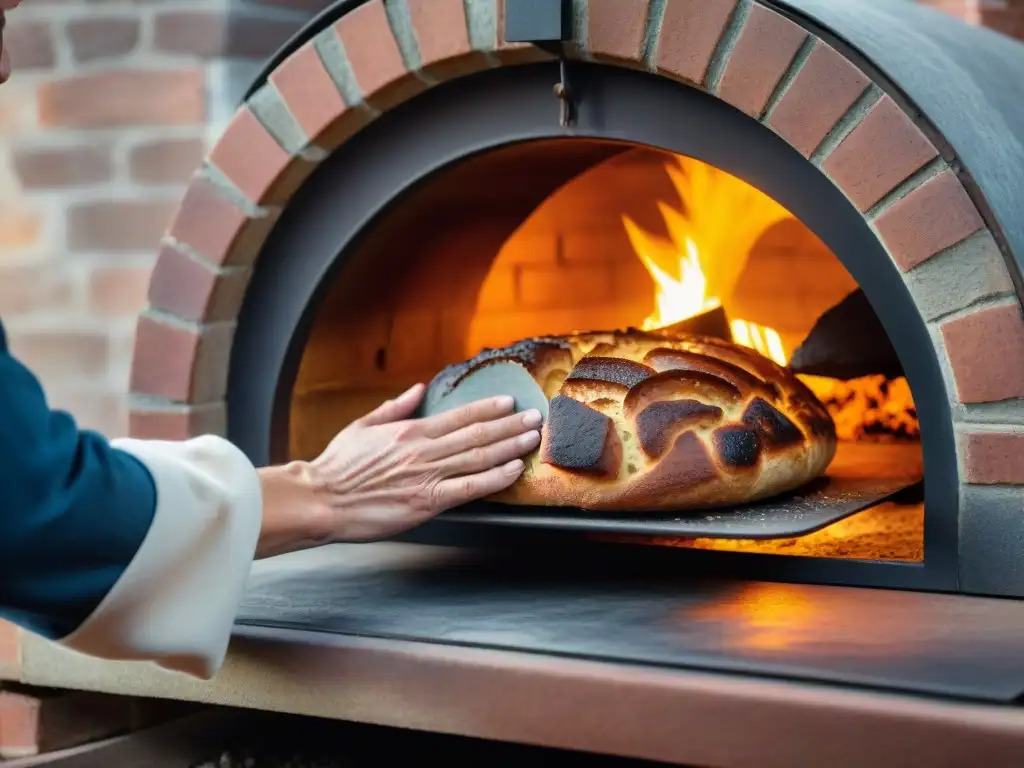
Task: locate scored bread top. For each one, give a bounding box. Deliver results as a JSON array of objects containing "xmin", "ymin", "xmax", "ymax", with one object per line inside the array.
[{"xmin": 425, "ymin": 328, "xmax": 837, "ymax": 512}]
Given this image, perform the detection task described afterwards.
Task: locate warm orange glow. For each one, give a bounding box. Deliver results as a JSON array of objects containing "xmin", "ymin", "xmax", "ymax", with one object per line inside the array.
[
  {"xmin": 729, "ymin": 319, "xmax": 788, "ymax": 367},
  {"xmin": 687, "ymin": 582, "xmax": 821, "ymax": 652},
  {"xmin": 623, "ymin": 156, "xmax": 792, "ymax": 365}
]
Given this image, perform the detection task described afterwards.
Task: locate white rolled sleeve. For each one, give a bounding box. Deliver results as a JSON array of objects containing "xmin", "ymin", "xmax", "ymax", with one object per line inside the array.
[{"xmin": 57, "ymin": 435, "xmax": 263, "ymax": 679}]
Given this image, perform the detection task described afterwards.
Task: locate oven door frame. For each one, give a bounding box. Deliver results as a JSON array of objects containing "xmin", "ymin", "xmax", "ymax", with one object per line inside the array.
[{"xmin": 226, "ymin": 62, "xmax": 959, "ymax": 593}]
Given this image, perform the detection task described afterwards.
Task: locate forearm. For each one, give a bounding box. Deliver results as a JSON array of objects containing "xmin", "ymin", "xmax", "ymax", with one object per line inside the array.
[
  {"xmin": 0, "ymin": 429, "xmax": 157, "ymax": 640},
  {"xmin": 0, "ymin": 320, "xmax": 271, "ymax": 678},
  {"xmin": 254, "ymin": 462, "xmax": 331, "ymax": 559}
]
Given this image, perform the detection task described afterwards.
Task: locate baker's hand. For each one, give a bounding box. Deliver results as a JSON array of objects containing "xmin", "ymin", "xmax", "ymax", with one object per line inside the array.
[{"xmin": 255, "ymin": 383, "xmax": 542, "ymax": 557}]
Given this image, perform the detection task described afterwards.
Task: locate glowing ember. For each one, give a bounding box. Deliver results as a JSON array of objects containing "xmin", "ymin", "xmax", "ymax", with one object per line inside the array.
[{"xmin": 622, "ymin": 156, "xmax": 792, "ymax": 365}]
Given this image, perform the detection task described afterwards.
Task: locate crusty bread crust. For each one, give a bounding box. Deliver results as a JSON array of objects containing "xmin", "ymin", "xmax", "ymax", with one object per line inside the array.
[{"xmin": 427, "ymin": 328, "xmax": 837, "ymax": 512}]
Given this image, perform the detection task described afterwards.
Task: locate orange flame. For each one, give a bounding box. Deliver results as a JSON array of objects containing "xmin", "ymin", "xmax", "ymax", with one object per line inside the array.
[{"xmin": 623, "ymin": 156, "xmax": 793, "ymax": 365}]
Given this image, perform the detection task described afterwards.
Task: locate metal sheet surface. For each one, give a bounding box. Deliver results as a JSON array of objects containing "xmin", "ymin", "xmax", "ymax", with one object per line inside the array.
[
  {"xmin": 237, "ymin": 543, "xmax": 1024, "ymax": 703},
  {"xmin": 445, "ymin": 476, "xmax": 919, "ymax": 539},
  {"xmin": 443, "ymin": 443, "xmax": 923, "ymax": 540}
]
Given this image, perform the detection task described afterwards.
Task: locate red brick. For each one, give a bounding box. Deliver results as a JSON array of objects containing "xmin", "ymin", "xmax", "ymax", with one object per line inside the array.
[
  {"xmin": 500, "ymin": 234, "xmax": 559, "ymax": 265},
  {"xmin": 46, "ymin": 390, "xmax": 127, "ymax": 438},
  {"xmin": 588, "ymin": 0, "xmax": 649, "ymax": 64},
  {"xmin": 717, "ymin": 4, "xmax": 807, "ymax": 118},
  {"xmin": 88, "ymin": 266, "xmax": 153, "ymax": 318},
  {"xmin": 518, "ymin": 264, "xmax": 614, "ymax": 309},
  {"xmin": 873, "ymin": 170, "xmax": 985, "ymax": 271},
  {"xmin": 166, "ymin": 175, "xmax": 260, "ymax": 267},
  {"xmin": 270, "ymin": 42, "xmax": 360, "ymax": 150},
  {"xmin": 918, "ymin": 0, "xmax": 976, "ymax": 21},
  {"xmin": 767, "ymin": 40, "xmax": 871, "ymax": 157},
  {"xmin": 613, "ymin": 259, "xmax": 657, "ymax": 304},
  {"xmin": 130, "ymin": 403, "xmax": 227, "ymax": 440},
  {"xmin": 656, "ymin": 0, "xmax": 738, "ymax": 85},
  {"xmin": 130, "ymin": 314, "xmax": 234, "ymax": 403},
  {"xmin": 12, "ymin": 144, "xmax": 112, "ymax": 189},
  {"xmin": 66, "ymin": 17, "xmax": 140, "ymax": 62},
  {"xmin": 475, "ymin": 265, "xmax": 518, "ymax": 313},
  {"xmin": 67, "ymin": 199, "xmax": 176, "ymax": 253},
  {"xmin": 6, "ymin": 331, "xmax": 108, "ymax": 381},
  {"xmin": 0, "ymin": 207, "xmax": 43, "ymax": 251},
  {"xmin": 153, "ymin": 10, "xmax": 228, "ymax": 58},
  {"xmin": 4, "ymin": 20, "xmax": 56, "ymax": 70},
  {"xmin": 0, "ymin": 264, "xmax": 73, "ymax": 316},
  {"xmin": 129, "ymin": 137, "xmax": 205, "ymax": 185},
  {"xmin": 407, "ymin": 0, "xmax": 484, "ymax": 79},
  {"xmin": 251, "ymin": 0, "xmax": 332, "ymax": 10},
  {"xmin": 0, "ymin": 621, "xmax": 18, "ymax": 680},
  {"xmin": 130, "ymin": 315, "xmax": 199, "ymax": 402},
  {"xmin": 0, "ymin": 689, "xmax": 139, "ymax": 760},
  {"xmin": 148, "ymin": 244, "xmax": 251, "ymax": 323},
  {"xmin": 154, "ymin": 11, "xmax": 302, "ymax": 59},
  {"xmin": 209, "ymin": 106, "xmax": 312, "ymax": 205},
  {"xmin": 961, "ymin": 431, "xmax": 1024, "ymax": 485},
  {"xmin": 0, "ymin": 692, "xmax": 37, "ymax": 759},
  {"xmin": 823, "ymin": 96, "xmax": 939, "ymax": 211},
  {"xmin": 334, "ymin": 0, "xmax": 424, "ymax": 110},
  {"xmin": 224, "ymin": 14, "xmax": 305, "ymax": 58},
  {"xmin": 941, "ymin": 302, "xmax": 1024, "ymax": 404},
  {"xmin": 980, "ymin": 6, "xmax": 1024, "ymax": 39},
  {"xmin": 387, "ymin": 310, "xmax": 441, "ymax": 375},
  {"xmin": 38, "ymin": 69, "xmax": 205, "ymax": 129}
]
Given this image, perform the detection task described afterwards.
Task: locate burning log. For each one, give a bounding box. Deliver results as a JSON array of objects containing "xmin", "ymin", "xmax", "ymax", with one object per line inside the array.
[
  {"xmin": 788, "ymin": 289, "xmax": 904, "ymax": 381},
  {"xmin": 788, "ymin": 290, "xmax": 917, "ymax": 442},
  {"xmin": 658, "ymin": 305, "xmax": 732, "ymax": 341}
]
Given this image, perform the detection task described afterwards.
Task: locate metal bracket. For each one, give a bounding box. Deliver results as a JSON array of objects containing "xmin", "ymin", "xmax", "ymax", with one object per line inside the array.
[
  {"xmin": 553, "ymin": 57, "xmax": 576, "ymax": 128},
  {"xmin": 503, "ymin": 0, "xmax": 571, "ymax": 44}
]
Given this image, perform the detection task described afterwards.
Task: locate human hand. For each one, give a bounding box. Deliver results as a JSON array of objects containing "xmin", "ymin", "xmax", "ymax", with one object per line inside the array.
[{"xmin": 255, "ymin": 383, "xmax": 542, "ymax": 557}]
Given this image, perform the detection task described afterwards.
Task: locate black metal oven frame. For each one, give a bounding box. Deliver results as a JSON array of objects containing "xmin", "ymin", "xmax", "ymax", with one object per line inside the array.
[{"xmin": 227, "ymin": 61, "xmax": 960, "ymax": 592}]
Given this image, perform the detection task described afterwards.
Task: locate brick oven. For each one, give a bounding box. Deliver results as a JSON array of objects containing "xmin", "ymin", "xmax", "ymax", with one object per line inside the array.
[
  {"xmin": 16, "ymin": 0, "xmax": 1024, "ymax": 764},
  {"xmin": 129, "ymin": 0, "xmax": 1024, "ymax": 593}
]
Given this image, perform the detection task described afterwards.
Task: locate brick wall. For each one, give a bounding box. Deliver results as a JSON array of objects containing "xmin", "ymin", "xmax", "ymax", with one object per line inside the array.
[
  {"xmin": 918, "ymin": 0, "xmax": 1024, "ymax": 38},
  {"xmin": 468, "ymin": 151, "xmax": 856, "ymax": 357},
  {"xmin": 0, "ymin": 0, "xmax": 318, "ymax": 439},
  {"xmin": 0, "ymin": 1, "xmax": 324, "ymax": 756}
]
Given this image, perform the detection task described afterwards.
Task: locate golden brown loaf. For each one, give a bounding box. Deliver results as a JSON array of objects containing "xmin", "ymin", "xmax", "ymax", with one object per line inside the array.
[{"xmin": 426, "ymin": 329, "xmax": 837, "ymax": 512}]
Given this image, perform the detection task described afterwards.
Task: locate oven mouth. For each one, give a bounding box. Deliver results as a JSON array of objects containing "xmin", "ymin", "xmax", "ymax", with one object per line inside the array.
[{"xmin": 226, "ymin": 61, "xmax": 958, "ymax": 590}]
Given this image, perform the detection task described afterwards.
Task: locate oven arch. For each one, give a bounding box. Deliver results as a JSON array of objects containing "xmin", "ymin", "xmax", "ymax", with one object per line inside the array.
[{"xmin": 130, "ymin": 0, "xmax": 1024, "ymax": 595}]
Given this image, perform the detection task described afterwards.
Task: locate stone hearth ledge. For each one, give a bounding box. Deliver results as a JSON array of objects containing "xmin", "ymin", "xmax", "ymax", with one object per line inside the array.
[{"xmin": 9, "ymin": 545, "xmax": 1024, "ymax": 767}]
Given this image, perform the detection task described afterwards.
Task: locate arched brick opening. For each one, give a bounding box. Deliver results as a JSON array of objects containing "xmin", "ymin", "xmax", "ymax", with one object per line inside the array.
[{"xmin": 130, "ymin": 0, "xmax": 1024, "ymax": 593}]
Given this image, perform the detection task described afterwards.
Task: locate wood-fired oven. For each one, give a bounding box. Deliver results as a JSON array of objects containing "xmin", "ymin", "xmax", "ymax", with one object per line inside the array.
[{"xmin": 131, "ymin": 0, "xmax": 1024, "ymax": 602}]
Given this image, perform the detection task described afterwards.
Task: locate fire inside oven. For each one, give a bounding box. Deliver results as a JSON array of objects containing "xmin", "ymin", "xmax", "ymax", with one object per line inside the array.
[{"xmin": 289, "ymin": 141, "xmax": 924, "ymax": 565}]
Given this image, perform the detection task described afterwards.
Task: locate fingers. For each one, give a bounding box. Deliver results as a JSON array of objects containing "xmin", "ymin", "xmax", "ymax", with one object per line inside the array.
[
  {"xmin": 430, "ymin": 459, "xmax": 526, "ymax": 512},
  {"xmin": 417, "ymin": 395, "xmax": 516, "ymax": 438},
  {"xmin": 424, "ymin": 408, "xmax": 542, "ymax": 460},
  {"xmin": 356, "ymin": 383, "xmax": 425, "ymax": 427},
  {"xmin": 435, "ymin": 430, "xmax": 541, "ymax": 476}
]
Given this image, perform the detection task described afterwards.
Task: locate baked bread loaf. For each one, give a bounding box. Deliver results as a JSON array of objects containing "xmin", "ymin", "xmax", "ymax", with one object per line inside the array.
[{"xmin": 425, "ymin": 328, "xmax": 837, "ymax": 512}]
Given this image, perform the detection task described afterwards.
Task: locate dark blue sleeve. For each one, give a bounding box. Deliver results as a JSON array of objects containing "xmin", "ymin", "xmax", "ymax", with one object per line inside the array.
[{"xmin": 0, "ymin": 319, "xmax": 157, "ymax": 640}]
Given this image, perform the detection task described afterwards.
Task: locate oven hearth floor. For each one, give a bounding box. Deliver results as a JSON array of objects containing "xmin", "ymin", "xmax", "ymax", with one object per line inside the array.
[{"xmin": 234, "ymin": 543, "xmax": 1024, "ymax": 704}]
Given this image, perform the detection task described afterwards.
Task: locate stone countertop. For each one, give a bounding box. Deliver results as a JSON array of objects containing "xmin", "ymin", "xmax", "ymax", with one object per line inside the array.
[{"xmin": 11, "ymin": 543, "xmax": 1024, "ymax": 767}]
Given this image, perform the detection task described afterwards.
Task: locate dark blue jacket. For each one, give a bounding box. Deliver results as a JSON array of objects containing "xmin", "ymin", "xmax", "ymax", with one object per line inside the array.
[{"xmin": 0, "ymin": 320, "xmax": 156, "ymax": 640}]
